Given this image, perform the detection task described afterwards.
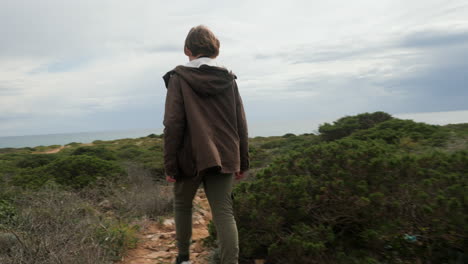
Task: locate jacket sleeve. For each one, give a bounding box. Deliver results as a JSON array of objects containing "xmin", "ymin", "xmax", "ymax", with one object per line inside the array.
[
  {"xmin": 163, "ymin": 75, "xmax": 186, "ymax": 178},
  {"xmin": 235, "ymin": 81, "xmax": 250, "ymax": 172}
]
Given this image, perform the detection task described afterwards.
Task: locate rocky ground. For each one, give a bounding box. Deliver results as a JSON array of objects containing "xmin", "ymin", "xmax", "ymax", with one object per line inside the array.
[{"xmin": 117, "ymin": 189, "xmax": 213, "ymax": 264}]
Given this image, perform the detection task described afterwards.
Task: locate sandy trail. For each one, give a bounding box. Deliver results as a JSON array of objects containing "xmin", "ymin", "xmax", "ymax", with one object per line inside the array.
[
  {"xmin": 117, "ymin": 188, "xmax": 213, "ymax": 264},
  {"xmin": 33, "ymin": 145, "xmax": 67, "ymax": 154},
  {"xmin": 32, "ymin": 143, "xmax": 94, "ymax": 154}
]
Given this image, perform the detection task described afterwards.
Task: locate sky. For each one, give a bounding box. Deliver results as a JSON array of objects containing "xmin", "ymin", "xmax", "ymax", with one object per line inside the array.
[{"xmin": 1, "ymin": 0, "xmax": 468, "ymax": 137}]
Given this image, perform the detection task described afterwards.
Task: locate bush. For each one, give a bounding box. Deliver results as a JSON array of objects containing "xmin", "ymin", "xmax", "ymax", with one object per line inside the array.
[
  {"xmin": 0, "ymin": 187, "xmax": 132, "ymax": 264},
  {"xmin": 282, "ymin": 133, "xmax": 296, "ymax": 138},
  {"xmin": 95, "ymin": 219, "xmax": 139, "ymax": 259},
  {"xmin": 15, "ymin": 154, "xmax": 58, "ymax": 169},
  {"xmin": 233, "ymin": 139, "xmax": 467, "ymax": 263},
  {"xmin": 116, "ymin": 145, "xmax": 144, "ymax": 159},
  {"xmin": 147, "ymin": 133, "xmax": 163, "ymax": 138},
  {"xmin": 12, "ymin": 155, "xmax": 125, "ymax": 189},
  {"xmin": 352, "ymin": 119, "xmax": 450, "ymax": 146},
  {"xmin": 0, "ymin": 200, "xmax": 16, "ymax": 227},
  {"xmin": 318, "ymin": 111, "xmax": 392, "ymax": 141},
  {"xmin": 71, "ymin": 146, "xmax": 117, "ymax": 161}
]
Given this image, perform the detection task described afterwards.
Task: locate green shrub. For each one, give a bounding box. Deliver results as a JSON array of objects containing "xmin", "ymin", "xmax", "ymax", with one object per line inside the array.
[
  {"xmin": 0, "ymin": 199, "xmax": 16, "ymax": 227},
  {"xmin": 352, "ymin": 119, "xmax": 450, "ymax": 146},
  {"xmin": 444, "ymin": 123, "xmax": 468, "ymax": 137},
  {"xmin": 282, "ymin": 133, "xmax": 296, "ymax": 138},
  {"xmin": 116, "ymin": 145, "xmax": 144, "ymax": 159},
  {"xmin": 318, "ymin": 111, "xmax": 392, "ymax": 141},
  {"xmin": 147, "ymin": 133, "xmax": 163, "ymax": 138},
  {"xmin": 65, "ymin": 142, "xmax": 81, "ymax": 147},
  {"xmin": 12, "ymin": 155, "xmax": 125, "ymax": 189},
  {"xmin": 95, "ymin": 219, "xmax": 139, "ymax": 259},
  {"xmin": 71, "ymin": 146, "xmax": 117, "ymax": 161},
  {"xmin": 15, "ymin": 154, "xmax": 58, "ymax": 168},
  {"xmin": 233, "ymin": 139, "xmax": 467, "ymax": 263},
  {"xmin": 260, "ymin": 139, "xmax": 286, "ymax": 149}
]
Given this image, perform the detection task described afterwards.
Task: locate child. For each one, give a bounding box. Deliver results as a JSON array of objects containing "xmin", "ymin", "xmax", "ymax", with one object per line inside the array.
[{"xmin": 162, "ymin": 25, "xmax": 249, "ymax": 264}]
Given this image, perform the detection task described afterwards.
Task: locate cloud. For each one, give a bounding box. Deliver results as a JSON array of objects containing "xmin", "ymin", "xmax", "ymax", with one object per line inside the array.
[
  {"xmin": 142, "ymin": 44, "xmax": 182, "ymax": 54},
  {"xmin": 1, "ymin": 0, "xmax": 468, "ymax": 137},
  {"xmin": 0, "ymin": 86, "xmax": 23, "ymax": 96},
  {"xmin": 395, "ymin": 110, "xmax": 468, "ymax": 125},
  {"xmin": 401, "ymin": 30, "xmax": 468, "ymax": 48}
]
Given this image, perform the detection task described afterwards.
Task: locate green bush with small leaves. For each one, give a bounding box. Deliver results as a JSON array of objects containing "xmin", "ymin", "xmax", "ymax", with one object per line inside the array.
[
  {"xmin": 15, "ymin": 154, "xmax": 58, "ymax": 168},
  {"xmin": 318, "ymin": 111, "xmax": 392, "ymax": 141},
  {"xmin": 12, "ymin": 155, "xmax": 125, "ymax": 189},
  {"xmin": 95, "ymin": 219, "xmax": 139, "ymax": 259},
  {"xmin": 71, "ymin": 146, "xmax": 118, "ymax": 160},
  {"xmin": 351, "ymin": 118, "xmax": 450, "ymax": 146},
  {"xmin": 0, "ymin": 199, "xmax": 16, "ymax": 227},
  {"xmin": 234, "ymin": 138, "xmax": 467, "ymax": 263}
]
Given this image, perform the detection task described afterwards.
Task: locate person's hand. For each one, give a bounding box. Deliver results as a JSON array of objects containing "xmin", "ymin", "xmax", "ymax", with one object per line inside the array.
[
  {"xmin": 166, "ymin": 174, "xmax": 176, "ymax": 183},
  {"xmin": 235, "ymin": 171, "xmax": 247, "ymax": 180}
]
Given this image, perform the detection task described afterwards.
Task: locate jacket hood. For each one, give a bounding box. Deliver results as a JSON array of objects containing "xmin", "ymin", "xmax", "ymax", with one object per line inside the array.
[{"xmin": 163, "ymin": 65, "xmax": 237, "ymax": 97}]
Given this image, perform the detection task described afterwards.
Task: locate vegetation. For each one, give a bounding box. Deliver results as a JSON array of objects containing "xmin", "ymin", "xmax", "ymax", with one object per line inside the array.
[
  {"xmin": 0, "ymin": 134, "xmax": 172, "ymax": 263},
  {"xmin": 0, "ymin": 111, "xmax": 467, "ymax": 263},
  {"xmin": 318, "ymin": 111, "xmax": 392, "ymax": 141},
  {"xmin": 232, "ymin": 112, "xmax": 467, "ymax": 263}
]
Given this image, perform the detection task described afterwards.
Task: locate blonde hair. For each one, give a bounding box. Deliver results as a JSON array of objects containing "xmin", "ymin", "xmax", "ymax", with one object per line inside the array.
[{"xmin": 184, "ymin": 25, "xmax": 220, "ymax": 58}]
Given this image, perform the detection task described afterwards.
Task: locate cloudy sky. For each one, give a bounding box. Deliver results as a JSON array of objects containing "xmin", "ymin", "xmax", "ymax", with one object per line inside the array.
[{"xmin": 1, "ymin": 0, "xmax": 467, "ymax": 137}]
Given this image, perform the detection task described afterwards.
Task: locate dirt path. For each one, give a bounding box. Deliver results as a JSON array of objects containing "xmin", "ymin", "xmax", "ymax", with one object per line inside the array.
[
  {"xmin": 33, "ymin": 145, "xmax": 67, "ymax": 154},
  {"xmin": 32, "ymin": 143, "xmax": 94, "ymax": 154},
  {"xmin": 117, "ymin": 188, "xmax": 213, "ymax": 264}
]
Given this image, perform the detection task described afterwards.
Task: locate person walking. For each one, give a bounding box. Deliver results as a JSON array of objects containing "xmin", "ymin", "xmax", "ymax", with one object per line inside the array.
[{"xmin": 162, "ymin": 25, "xmax": 249, "ymax": 264}]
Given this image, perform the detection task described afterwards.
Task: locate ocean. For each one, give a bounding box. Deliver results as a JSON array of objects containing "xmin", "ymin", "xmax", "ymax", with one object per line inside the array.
[{"xmin": 0, "ymin": 128, "xmax": 163, "ymax": 149}]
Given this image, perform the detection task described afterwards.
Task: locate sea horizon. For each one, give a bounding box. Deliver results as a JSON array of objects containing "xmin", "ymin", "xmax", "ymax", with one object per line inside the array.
[
  {"xmin": 0, "ymin": 128, "xmax": 163, "ymax": 149},
  {"xmin": 2, "ymin": 111, "xmax": 468, "ymax": 149}
]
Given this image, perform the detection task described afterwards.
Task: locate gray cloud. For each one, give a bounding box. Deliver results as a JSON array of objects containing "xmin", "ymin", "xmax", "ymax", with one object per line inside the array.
[
  {"xmin": 1, "ymin": 0, "xmax": 468, "ymax": 137},
  {"xmin": 256, "ymin": 44, "xmax": 390, "ymax": 64},
  {"xmin": 401, "ymin": 30, "xmax": 468, "ymax": 48},
  {"xmin": 379, "ymin": 54, "xmax": 468, "ymax": 112},
  {"xmin": 142, "ymin": 44, "xmax": 181, "ymax": 53},
  {"xmin": 0, "ymin": 86, "xmax": 23, "ymax": 96}
]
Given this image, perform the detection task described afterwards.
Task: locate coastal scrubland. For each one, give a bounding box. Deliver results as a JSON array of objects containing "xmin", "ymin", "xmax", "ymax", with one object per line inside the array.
[{"xmin": 0, "ymin": 111, "xmax": 466, "ymax": 263}]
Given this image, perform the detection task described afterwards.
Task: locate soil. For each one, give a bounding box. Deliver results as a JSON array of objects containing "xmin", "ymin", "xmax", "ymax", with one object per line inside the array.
[
  {"xmin": 33, "ymin": 145, "xmax": 67, "ymax": 154},
  {"xmin": 32, "ymin": 143, "xmax": 94, "ymax": 154},
  {"xmin": 117, "ymin": 188, "xmax": 213, "ymax": 264}
]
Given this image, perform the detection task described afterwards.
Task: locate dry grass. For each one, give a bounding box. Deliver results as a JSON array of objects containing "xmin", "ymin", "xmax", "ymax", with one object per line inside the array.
[
  {"xmin": 0, "ymin": 186, "xmax": 112, "ymax": 264},
  {"xmin": 106, "ymin": 162, "xmax": 173, "ymax": 219},
  {"xmin": 0, "ymin": 162, "xmax": 173, "ymax": 264}
]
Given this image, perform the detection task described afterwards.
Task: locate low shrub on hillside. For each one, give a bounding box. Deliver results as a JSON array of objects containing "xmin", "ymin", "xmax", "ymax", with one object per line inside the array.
[
  {"xmin": 71, "ymin": 146, "xmax": 117, "ymax": 161},
  {"xmin": 352, "ymin": 119, "xmax": 450, "ymax": 146},
  {"xmin": 116, "ymin": 145, "xmax": 144, "ymax": 159},
  {"xmin": 0, "ymin": 187, "xmax": 138, "ymax": 264},
  {"xmin": 94, "ymin": 219, "xmax": 139, "ymax": 259},
  {"xmin": 147, "ymin": 133, "xmax": 163, "ymax": 138},
  {"xmin": 233, "ymin": 139, "xmax": 467, "ymax": 263},
  {"xmin": 0, "ymin": 199, "xmax": 16, "ymax": 228},
  {"xmin": 15, "ymin": 154, "xmax": 58, "ymax": 169},
  {"xmin": 12, "ymin": 155, "xmax": 125, "ymax": 189},
  {"xmin": 318, "ymin": 111, "xmax": 392, "ymax": 141}
]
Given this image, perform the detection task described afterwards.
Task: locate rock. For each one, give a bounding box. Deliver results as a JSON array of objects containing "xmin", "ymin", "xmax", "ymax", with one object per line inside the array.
[
  {"xmin": 98, "ymin": 199, "xmax": 113, "ymax": 210},
  {"xmin": 192, "ymin": 242, "xmax": 204, "ymax": 253},
  {"xmin": 146, "ymin": 251, "xmax": 169, "ymax": 259},
  {"xmin": 163, "ymin": 219, "xmax": 175, "ymax": 227},
  {"xmin": 0, "ymin": 233, "xmax": 19, "ymax": 252}
]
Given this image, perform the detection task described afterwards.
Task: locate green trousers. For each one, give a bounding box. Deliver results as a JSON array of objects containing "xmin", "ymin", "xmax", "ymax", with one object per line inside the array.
[{"xmin": 174, "ymin": 171, "xmax": 239, "ymax": 264}]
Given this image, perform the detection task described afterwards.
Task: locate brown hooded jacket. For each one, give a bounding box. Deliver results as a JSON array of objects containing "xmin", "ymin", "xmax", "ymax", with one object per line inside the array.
[{"xmin": 162, "ymin": 64, "xmax": 249, "ymax": 180}]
